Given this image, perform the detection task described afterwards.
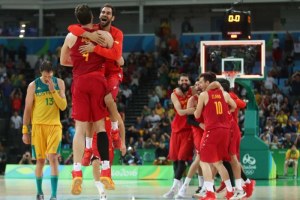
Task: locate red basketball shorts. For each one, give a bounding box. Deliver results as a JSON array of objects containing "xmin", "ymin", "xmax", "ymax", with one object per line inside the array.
[
  {"xmin": 106, "ymin": 71, "xmax": 123, "ymax": 101},
  {"xmin": 72, "ymin": 71, "xmax": 108, "ymax": 122},
  {"xmin": 199, "ymin": 127, "xmax": 231, "ymax": 163},
  {"xmin": 229, "ymin": 120, "xmax": 241, "ymax": 160},
  {"xmin": 169, "ymin": 129, "xmax": 194, "ymax": 161},
  {"xmin": 192, "ymin": 126, "xmax": 203, "ymax": 154}
]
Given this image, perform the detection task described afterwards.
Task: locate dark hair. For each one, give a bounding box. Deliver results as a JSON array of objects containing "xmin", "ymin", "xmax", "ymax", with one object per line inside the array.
[
  {"xmin": 199, "ymin": 72, "xmax": 216, "ymax": 83},
  {"xmin": 101, "ymin": 3, "xmax": 116, "ymax": 16},
  {"xmin": 75, "ymin": 4, "xmax": 92, "ymax": 25},
  {"xmin": 218, "ymin": 79, "xmax": 230, "ymax": 92},
  {"xmin": 179, "ymin": 73, "xmax": 190, "ymax": 80},
  {"xmin": 39, "ymin": 60, "xmax": 53, "ymax": 72}
]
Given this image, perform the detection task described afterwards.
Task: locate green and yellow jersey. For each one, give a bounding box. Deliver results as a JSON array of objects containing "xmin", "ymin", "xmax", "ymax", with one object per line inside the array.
[
  {"xmin": 32, "ymin": 77, "xmax": 62, "ymax": 126},
  {"xmin": 286, "ymin": 149, "xmax": 300, "ymax": 160}
]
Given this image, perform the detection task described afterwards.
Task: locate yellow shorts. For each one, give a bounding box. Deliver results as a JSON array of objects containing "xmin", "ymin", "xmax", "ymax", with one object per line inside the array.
[{"xmin": 31, "ymin": 124, "xmax": 62, "ymax": 159}]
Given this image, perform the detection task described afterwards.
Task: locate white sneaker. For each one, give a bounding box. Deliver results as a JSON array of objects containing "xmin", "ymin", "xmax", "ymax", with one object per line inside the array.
[
  {"xmin": 230, "ymin": 189, "xmax": 247, "ymax": 200},
  {"xmin": 177, "ymin": 180, "xmax": 183, "ymax": 191},
  {"xmin": 193, "ymin": 187, "xmax": 206, "ymax": 198},
  {"xmin": 175, "ymin": 185, "xmax": 187, "ymax": 199},
  {"xmin": 163, "ymin": 189, "xmax": 175, "ymax": 198},
  {"xmin": 99, "ymin": 192, "xmax": 107, "ymax": 200}
]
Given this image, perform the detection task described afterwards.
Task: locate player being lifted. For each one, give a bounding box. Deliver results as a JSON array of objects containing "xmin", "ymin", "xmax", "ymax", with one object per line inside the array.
[
  {"xmin": 60, "ymin": 4, "xmax": 121, "ymax": 199},
  {"xmin": 68, "ymin": 3, "xmax": 126, "ymax": 190}
]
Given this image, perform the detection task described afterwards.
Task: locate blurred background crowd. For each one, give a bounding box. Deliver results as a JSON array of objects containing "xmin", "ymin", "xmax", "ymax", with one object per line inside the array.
[{"xmin": 0, "ymin": 27, "xmax": 299, "ymax": 175}]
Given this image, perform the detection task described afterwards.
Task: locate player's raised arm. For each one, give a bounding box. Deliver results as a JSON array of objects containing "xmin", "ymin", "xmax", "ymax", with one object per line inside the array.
[
  {"xmin": 68, "ymin": 24, "xmax": 105, "ymax": 45},
  {"xmin": 60, "ymin": 33, "xmax": 76, "ymax": 67},
  {"xmin": 79, "ymin": 29, "xmax": 123, "ymax": 61},
  {"xmin": 231, "ymin": 93, "xmax": 247, "ymax": 109},
  {"xmin": 47, "ymin": 78, "xmax": 67, "ymax": 111},
  {"xmin": 186, "ymin": 97, "xmax": 200, "ymax": 127},
  {"xmin": 223, "ymin": 91, "xmax": 237, "ymax": 112},
  {"xmin": 171, "ymin": 92, "xmax": 195, "ymax": 116},
  {"xmin": 206, "ymin": 81, "xmax": 221, "ymax": 91},
  {"xmin": 194, "ymin": 92, "xmax": 206, "ymax": 119}
]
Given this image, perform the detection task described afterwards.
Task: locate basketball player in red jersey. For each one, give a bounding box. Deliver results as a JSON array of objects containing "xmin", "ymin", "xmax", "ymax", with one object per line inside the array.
[
  {"xmin": 163, "ymin": 74, "xmax": 195, "ymax": 199},
  {"xmin": 60, "ymin": 5, "xmax": 119, "ymax": 198},
  {"xmin": 194, "ymin": 72, "xmax": 236, "ymax": 200},
  {"xmin": 209, "ymin": 79, "xmax": 255, "ymax": 199},
  {"xmin": 67, "ymin": 3, "xmax": 126, "ymax": 190},
  {"xmin": 175, "ymin": 80, "xmax": 205, "ymax": 199}
]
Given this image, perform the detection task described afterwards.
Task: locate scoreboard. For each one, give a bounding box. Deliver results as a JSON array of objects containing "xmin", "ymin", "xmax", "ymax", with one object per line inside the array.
[{"xmin": 222, "ymin": 10, "xmax": 251, "ymax": 40}]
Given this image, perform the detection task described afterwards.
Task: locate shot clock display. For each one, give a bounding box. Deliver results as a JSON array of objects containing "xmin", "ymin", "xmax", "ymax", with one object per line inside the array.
[{"xmin": 222, "ymin": 10, "xmax": 251, "ymax": 40}]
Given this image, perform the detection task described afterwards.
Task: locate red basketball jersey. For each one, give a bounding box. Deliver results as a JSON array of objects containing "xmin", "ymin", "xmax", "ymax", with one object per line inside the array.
[
  {"xmin": 192, "ymin": 94, "xmax": 204, "ymax": 123},
  {"xmin": 171, "ymin": 88, "xmax": 193, "ymax": 133},
  {"xmin": 70, "ymin": 29, "xmax": 105, "ymax": 79},
  {"xmin": 229, "ymin": 92, "xmax": 246, "ymax": 123},
  {"xmin": 103, "ymin": 26, "xmax": 124, "ymax": 77},
  {"xmin": 191, "ymin": 94, "xmax": 204, "ymax": 127},
  {"xmin": 203, "ymin": 89, "xmax": 231, "ymax": 130}
]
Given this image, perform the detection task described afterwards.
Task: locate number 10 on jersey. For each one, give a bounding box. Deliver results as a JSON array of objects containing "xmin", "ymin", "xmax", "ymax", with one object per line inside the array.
[{"xmin": 214, "ymin": 101, "xmax": 223, "ymax": 115}]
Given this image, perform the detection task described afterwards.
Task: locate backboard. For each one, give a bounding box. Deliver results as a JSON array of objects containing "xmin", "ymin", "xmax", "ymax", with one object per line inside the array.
[{"xmin": 200, "ymin": 40, "xmax": 265, "ymax": 79}]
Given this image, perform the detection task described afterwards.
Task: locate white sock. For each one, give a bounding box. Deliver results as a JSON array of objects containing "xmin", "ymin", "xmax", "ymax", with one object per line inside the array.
[
  {"xmin": 101, "ymin": 160, "xmax": 110, "ymax": 170},
  {"xmin": 171, "ymin": 178, "xmax": 180, "ymax": 190},
  {"xmin": 183, "ymin": 177, "xmax": 191, "ymax": 186},
  {"xmin": 111, "ymin": 121, "xmax": 118, "ymax": 130},
  {"xmin": 235, "ymin": 178, "xmax": 243, "ymax": 190},
  {"xmin": 204, "ymin": 181, "xmax": 214, "ymax": 192},
  {"xmin": 95, "ymin": 181, "xmax": 105, "ymax": 194},
  {"xmin": 73, "ymin": 163, "xmax": 81, "ymax": 171},
  {"xmin": 198, "ymin": 176, "xmax": 204, "ymax": 187},
  {"xmin": 224, "ymin": 179, "xmax": 233, "ymax": 192},
  {"xmin": 245, "ymin": 179, "xmax": 251, "ymax": 184},
  {"xmin": 86, "ymin": 137, "xmax": 92, "ymax": 149}
]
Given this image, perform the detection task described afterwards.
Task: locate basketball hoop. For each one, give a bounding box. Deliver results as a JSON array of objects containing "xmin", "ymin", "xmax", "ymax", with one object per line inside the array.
[{"xmin": 223, "ymin": 71, "xmax": 240, "ymax": 89}]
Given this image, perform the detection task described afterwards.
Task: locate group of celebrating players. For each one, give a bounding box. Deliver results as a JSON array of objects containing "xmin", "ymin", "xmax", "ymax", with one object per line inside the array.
[
  {"xmin": 21, "ymin": 2, "xmax": 256, "ymax": 200},
  {"xmin": 162, "ymin": 73, "xmax": 255, "ymax": 200}
]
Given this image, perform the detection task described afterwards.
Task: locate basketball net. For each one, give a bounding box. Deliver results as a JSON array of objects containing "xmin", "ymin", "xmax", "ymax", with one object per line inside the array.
[{"xmin": 223, "ymin": 71, "xmax": 240, "ymax": 89}]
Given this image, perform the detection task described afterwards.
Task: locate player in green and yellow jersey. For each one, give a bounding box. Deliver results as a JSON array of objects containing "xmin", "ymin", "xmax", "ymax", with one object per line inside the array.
[
  {"xmin": 22, "ymin": 60, "xmax": 67, "ymax": 200},
  {"xmin": 284, "ymin": 144, "xmax": 299, "ymax": 178}
]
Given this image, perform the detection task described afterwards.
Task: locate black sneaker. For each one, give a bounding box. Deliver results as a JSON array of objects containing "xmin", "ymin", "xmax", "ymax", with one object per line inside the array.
[{"xmin": 36, "ymin": 194, "xmax": 44, "ymax": 200}]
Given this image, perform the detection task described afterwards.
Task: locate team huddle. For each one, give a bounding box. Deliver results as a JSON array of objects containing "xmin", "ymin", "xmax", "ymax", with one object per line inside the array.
[
  {"xmin": 162, "ymin": 72, "xmax": 255, "ymax": 200},
  {"xmin": 21, "ymin": 3, "xmax": 255, "ymax": 200}
]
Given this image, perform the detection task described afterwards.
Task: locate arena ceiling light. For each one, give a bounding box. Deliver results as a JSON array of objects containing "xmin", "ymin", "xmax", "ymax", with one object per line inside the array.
[{"xmin": 211, "ymin": 8, "xmax": 227, "ymax": 12}]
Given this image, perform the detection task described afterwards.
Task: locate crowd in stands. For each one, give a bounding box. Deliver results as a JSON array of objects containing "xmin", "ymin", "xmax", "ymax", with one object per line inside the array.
[{"xmin": 0, "ymin": 30, "xmax": 299, "ymax": 173}]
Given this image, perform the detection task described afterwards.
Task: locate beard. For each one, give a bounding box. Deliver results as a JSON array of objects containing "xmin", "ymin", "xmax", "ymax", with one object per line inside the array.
[
  {"xmin": 100, "ymin": 17, "xmax": 111, "ymax": 28},
  {"xmin": 179, "ymin": 83, "xmax": 190, "ymax": 93}
]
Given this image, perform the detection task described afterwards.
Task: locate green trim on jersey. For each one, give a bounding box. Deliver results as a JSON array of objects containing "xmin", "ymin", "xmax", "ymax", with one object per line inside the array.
[{"xmin": 34, "ymin": 77, "xmax": 59, "ymax": 94}]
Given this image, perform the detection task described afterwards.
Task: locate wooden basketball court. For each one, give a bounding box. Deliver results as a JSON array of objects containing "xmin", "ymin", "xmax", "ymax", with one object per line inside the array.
[{"xmin": 0, "ymin": 177, "xmax": 299, "ymax": 200}]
